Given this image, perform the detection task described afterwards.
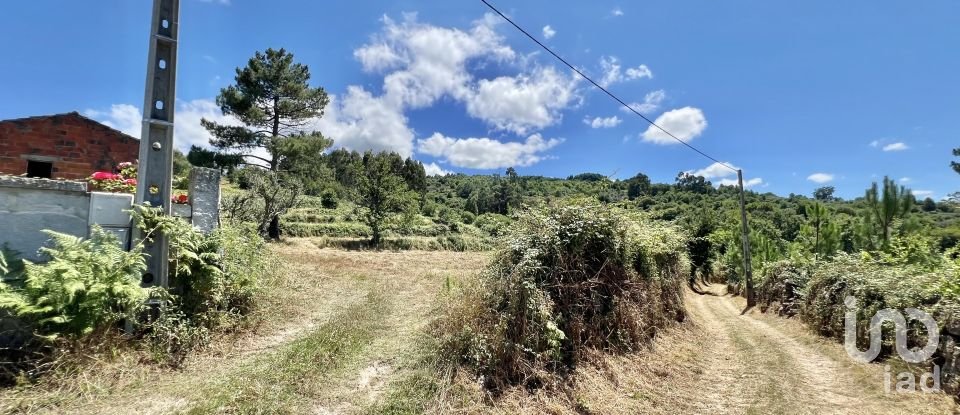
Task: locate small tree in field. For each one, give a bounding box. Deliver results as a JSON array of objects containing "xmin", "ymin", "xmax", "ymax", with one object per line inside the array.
[{"xmin": 356, "ymin": 152, "xmax": 418, "ymax": 246}]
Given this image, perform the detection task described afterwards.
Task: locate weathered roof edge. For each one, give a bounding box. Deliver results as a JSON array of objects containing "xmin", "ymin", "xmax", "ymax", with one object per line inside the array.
[{"xmin": 0, "ymin": 111, "xmax": 141, "ymax": 142}]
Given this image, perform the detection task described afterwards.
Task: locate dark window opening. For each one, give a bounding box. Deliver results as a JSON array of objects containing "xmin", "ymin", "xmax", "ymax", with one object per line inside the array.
[{"xmin": 26, "ymin": 160, "xmax": 53, "ymax": 179}]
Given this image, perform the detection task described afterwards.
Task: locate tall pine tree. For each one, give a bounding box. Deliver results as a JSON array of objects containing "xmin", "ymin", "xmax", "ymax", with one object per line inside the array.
[{"xmin": 202, "ymin": 48, "xmax": 331, "ymax": 171}]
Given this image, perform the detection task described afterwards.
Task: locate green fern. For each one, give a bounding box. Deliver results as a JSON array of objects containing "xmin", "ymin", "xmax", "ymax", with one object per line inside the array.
[{"xmin": 0, "ymin": 227, "xmax": 147, "ymax": 338}]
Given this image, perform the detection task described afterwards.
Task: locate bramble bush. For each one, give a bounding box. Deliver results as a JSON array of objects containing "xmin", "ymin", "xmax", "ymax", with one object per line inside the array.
[{"xmin": 433, "ymin": 202, "xmax": 688, "ymax": 390}]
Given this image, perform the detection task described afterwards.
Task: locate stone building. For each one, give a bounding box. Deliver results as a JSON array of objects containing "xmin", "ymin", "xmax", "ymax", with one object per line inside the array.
[{"xmin": 0, "ymin": 112, "xmax": 139, "ymax": 180}]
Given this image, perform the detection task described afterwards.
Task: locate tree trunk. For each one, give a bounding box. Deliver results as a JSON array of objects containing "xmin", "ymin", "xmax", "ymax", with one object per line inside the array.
[
  {"xmin": 370, "ymin": 224, "xmax": 381, "ymax": 248},
  {"xmin": 268, "ymin": 214, "xmax": 281, "ymax": 240}
]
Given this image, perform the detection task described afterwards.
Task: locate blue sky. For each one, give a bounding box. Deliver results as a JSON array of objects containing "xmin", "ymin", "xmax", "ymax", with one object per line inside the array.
[{"xmin": 1, "ymin": 0, "xmax": 958, "ymax": 200}]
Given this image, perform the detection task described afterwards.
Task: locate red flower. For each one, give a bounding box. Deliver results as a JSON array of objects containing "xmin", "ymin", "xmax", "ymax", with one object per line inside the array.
[
  {"xmin": 124, "ymin": 178, "xmax": 137, "ymax": 186},
  {"xmin": 91, "ymin": 171, "xmax": 119, "ymax": 180},
  {"xmin": 173, "ymin": 194, "xmax": 189, "ymax": 204}
]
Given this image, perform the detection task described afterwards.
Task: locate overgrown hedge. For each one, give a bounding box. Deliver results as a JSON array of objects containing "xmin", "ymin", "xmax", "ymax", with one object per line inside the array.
[{"xmin": 433, "ymin": 202, "xmax": 689, "ymax": 390}]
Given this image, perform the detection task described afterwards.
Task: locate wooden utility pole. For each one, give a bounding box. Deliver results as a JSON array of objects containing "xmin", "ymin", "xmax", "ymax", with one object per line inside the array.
[
  {"xmin": 737, "ymin": 169, "xmax": 755, "ymax": 307},
  {"xmin": 134, "ymin": 0, "xmax": 179, "ymax": 289}
]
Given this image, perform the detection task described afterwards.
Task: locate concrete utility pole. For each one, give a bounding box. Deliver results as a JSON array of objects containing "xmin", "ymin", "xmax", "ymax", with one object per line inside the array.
[
  {"xmin": 737, "ymin": 169, "xmax": 756, "ymax": 307},
  {"xmin": 134, "ymin": 0, "xmax": 179, "ymax": 289}
]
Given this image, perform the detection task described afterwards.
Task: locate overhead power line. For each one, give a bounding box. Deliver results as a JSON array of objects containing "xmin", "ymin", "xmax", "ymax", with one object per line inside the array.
[{"xmin": 479, "ymin": 0, "xmax": 738, "ymax": 173}]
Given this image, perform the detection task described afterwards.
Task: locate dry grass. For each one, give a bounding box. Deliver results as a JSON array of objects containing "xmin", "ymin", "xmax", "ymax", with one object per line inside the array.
[{"xmin": 0, "ymin": 240, "xmax": 491, "ymax": 414}]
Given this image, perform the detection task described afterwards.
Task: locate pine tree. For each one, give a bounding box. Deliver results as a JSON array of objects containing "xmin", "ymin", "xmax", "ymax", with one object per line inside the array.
[
  {"xmin": 202, "ymin": 48, "xmax": 330, "ymax": 171},
  {"xmin": 862, "ymin": 176, "xmax": 914, "ymax": 248}
]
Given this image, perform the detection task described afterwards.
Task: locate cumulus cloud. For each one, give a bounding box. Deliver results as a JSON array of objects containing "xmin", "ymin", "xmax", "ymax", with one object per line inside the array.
[
  {"xmin": 310, "ymin": 87, "xmax": 415, "ymax": 157},
  {"xmin": 717, "ymin": 177, "xmax": 763, "ymax": 188},
  {"xmin": 622, "ymin": 89, "xmax": 666, "ymax": 114},
  {"xmin": 423, "ymin": 162, "xmax": 452, "ymax": 176},
  {"xmin": 584, "ymin": 115, "xmax": 621, "ymax": 129},
  {"xmin": 464, "ymin": 66, "xmax": 579, "ymax": 135},
  {"xmin": 84, "ymin": 104, "xmax": 140, "ymax": 138},
  {"xmin": 899, "ymin": 177, "xmax": 911, "ymax": 183},
  {"xmin": 882, "ymin": 142, "xmax": 909, "ymax": 151},
  {"xmin": 611, "ymin": 7, "xmax": 624, "ymax": 16},
  {"xmin": 417, "ymin": 133, "xmax": 562, "ymax": 169},
  {"xmin": 807, "ymin": 173, "xmax": 834, "ymax": 183},
  {"xmin": 691, "ymin": 161, "xmax": 739, "ymax": 179},
  {"xmin": 343, "ymin": 13, "xmax": 577, "ymax": 159},
  {"xmin": 85, "ymin": 99, "xmax": 242, "ymax": 152},
  {"xmin": 688, "ymin": 161, "xmax": 761, "ymax": 188},
  {"xmin": 542, "ymin": 25, "xmax": 556, "ymax": 39},
  {"xmin": 640, "ymin": 107, "xmax": 707, "ymax": 144}
]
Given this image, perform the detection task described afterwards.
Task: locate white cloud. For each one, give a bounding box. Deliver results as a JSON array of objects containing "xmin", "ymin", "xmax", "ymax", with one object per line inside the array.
[
  {"xmin": 717, "ymin": 177, "xmax": 763, "ymax": 188},
  {"xmin": 346, "ymin": 13, "xmax": 578, "ymax": 157},
  {"xmin": 807, "ymin": 173, "xmax": 834, "ymax": 184},
  {"xmin": 882, "ymin": 142, "xmax": 909, "ymax": 152},
  {"xmin": 625, "ymin": 64, "xmax": 653, "ymax": 80},
  {"xmin": 542, "ymin": 25, "xmax": 556, "ymax": 39},
  {"xmin": 622, "ymin": 89, "xmax": 666, "ymax": 114},
  {"xmin": 869, "ymin": 140, "xmax": 880, "ymax": 148},
  {"xmin": 353, "ymin": 43, "xmax": 405, "ymax": 73},
  {"xmin": 417, "ymin": 132, "xmax": 563, "ymax": 169},
  {"xmin": 912, "ymin": 190, "xmax": 934, "ymax": 199},
  {"xmin": 423, "ymin": 162, "xmax": 452, "ymax": 176},
  {"xmin": 85, "ymin": 99, "xmax": 243, "ymax": 152},
  {"xmin": 689, "ymin": 161, "xmax": 760, "ymax": 188},
  {"xmin": 84, "ymin": 104, "xmax": 140, "ymax": 138},
  {"xmin": 691, "ymin": 161, "xmax": 739, "ymax": 179},
  {"xmin": 641, "ymin": 107, "xmax": 707, "ymax": 144},
  {"xmin": 198, "ymin": 0, "xmax": 230, "ymax": 5},
  {"xmin": 584, "ymin": 115, "xmax": 621, "ymax": 129},
  {"xmin": 598, "ymin": 57, "xmax": 650, "ymax": 88},
  {"xmin": 899, "ymin": 177, "xmax": 911, "ymax": 183},
  {"xmin": 611, "ymin": 7, "xmax": 624, "ymax": 16},
  {"xmin": 464, "ymin": 66, "xmax": 579, "ymax": 135},
  {"xmin": 310, "ymin": 87, "xmax": 415, "ymax": 157}
]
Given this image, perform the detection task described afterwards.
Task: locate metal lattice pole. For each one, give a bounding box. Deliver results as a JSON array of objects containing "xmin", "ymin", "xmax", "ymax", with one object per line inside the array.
[{"xmin": 134, "ymin": 0, "xmax": 179, "ymax": 289}]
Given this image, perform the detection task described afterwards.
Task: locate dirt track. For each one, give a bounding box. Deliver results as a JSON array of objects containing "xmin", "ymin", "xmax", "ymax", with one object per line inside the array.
[{"xmin": 679, "ymin": 284, "xmax": 955, "ymax": 415}]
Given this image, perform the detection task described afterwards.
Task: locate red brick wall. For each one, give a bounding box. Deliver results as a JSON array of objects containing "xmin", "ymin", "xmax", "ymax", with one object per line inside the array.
[{"xmin": 0, "ymin": 112, "xmax": 140, "ymax": 180}]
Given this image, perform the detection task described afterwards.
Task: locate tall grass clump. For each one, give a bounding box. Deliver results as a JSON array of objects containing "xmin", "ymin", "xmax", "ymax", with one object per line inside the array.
[{"xmin": 433, "ymin": 201, "xmax": 689, "ymax": 391}]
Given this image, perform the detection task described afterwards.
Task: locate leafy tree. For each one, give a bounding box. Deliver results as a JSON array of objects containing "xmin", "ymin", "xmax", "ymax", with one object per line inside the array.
[
  {"xmin": 922, "ymin": 197, "xmax": 937, "ymax": 212},
  {"xmin": 626, "ymin": 172, "xmax": 651, "ymax": 200},
  {"xmin": 356, "ymin": 151, "xmax": 418, "ymax": 246},
  {"xmin": 202, "ymin": 48, "xmax": 330, "ymax": 172},
  {"xmin": 813, "ymin": 186, "xmax": 835, "ymax": 201},
  {"xmin": 567, "ymin": 172, "xmax": 607, "ymax": 182},
  {"xmin": 675, "ymin": 172, "xmax": 713, "ymax": 194},
  {"xmin": 243, "ymin": 170, "xmax": 303, "ymax": 239}
]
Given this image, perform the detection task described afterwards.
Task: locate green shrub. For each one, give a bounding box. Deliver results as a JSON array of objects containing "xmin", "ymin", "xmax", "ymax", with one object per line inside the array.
[
  {"xmin": 320, "ymin": 190, "xmax": 338, "ymax": 209},
  {"xmin": 474, "ymin": 213, "xmax": 511, "ymax": 237},
  {"xmin": 0, "ymin": 228, "xmax": 147, "ymax": 339},
  {"xmin": 755, "ymin": 260, "xmax": 807, "ymax": 316},
  {"xmin": 433, "ymin": 202, "xmax": 688, "ymax": 390}
]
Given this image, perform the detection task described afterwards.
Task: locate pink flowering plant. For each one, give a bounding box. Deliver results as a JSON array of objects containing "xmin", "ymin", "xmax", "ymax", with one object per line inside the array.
[{"xmin": 88, "ymin": 162, "xmax": 138, "ymax": 193}]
